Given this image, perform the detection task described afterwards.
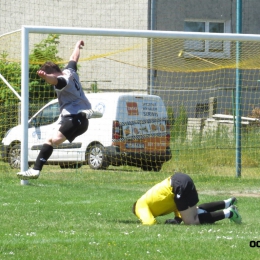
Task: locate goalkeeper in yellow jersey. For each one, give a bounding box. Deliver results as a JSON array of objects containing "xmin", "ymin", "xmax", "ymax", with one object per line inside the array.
[{"xmin": 132, "ymin": 172, "xmax": 242, "ymax": 225}]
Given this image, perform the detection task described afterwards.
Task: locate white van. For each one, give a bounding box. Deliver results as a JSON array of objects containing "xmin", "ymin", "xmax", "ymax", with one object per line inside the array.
[{"xmin": 1, "ymin": 93, "xmax": 172, "ymax": 171}]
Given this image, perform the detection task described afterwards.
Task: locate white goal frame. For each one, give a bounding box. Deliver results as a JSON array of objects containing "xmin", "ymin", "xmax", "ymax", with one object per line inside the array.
[{"xmin": 21, "ymin": 25, "xmax": 260, "ymax": 183}]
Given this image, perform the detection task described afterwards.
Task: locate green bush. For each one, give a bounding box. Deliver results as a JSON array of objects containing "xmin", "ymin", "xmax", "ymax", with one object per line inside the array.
[
  {"xmin": 0, "ymin": 34, "xmax": 64, "ymax": 138},
  {"xmin": 171, "ymin": 105, "xmax": 188, "ymax": 143}
]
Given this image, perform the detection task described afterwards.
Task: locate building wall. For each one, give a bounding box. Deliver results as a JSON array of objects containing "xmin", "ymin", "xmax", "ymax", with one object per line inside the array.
[
  {"xmin": 152, "ymin": 0, "xmax": 260, "ymax": 118},
  {"xmin": 155, "ymin": 0, "xmax": 260, "ymax": 34},
  {"xmin": 0, "ymin": 1, "xmax": 148, "ymax": 34}
]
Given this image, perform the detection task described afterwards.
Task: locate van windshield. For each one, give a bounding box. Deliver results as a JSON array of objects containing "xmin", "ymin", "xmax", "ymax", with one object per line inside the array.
[{"xmin": 30, "ymin": 103, "xmax": 60, "ymax": 127}]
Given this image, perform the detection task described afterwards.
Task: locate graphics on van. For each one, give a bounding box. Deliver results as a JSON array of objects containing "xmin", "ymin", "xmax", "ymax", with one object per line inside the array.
[{"xmin": 94, "ymin": 102, "xmax": 106, "ymax": 114}]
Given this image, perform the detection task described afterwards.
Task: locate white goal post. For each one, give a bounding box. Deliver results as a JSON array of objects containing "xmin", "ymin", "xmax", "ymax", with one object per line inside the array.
[{"xmin": 21, "ymin": 25, "xmax": 260, "ymax": 184}]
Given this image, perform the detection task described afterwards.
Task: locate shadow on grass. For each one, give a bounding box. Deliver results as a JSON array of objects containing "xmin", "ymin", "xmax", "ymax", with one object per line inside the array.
[
  {"xmin": 106, "ymin": 167, "xmax": 141, "ymax": 173},
  {"xmin": 111, "ymin": 219, "xmax": 139, "ymax": 224}
]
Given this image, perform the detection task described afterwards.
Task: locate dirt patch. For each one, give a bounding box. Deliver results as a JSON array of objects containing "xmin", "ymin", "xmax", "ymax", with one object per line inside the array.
[
  {"xmin": 232, "ymin": 193, "xmax": 260, "ymax": 198},
  {"xmin": 200, "ymin": 190, "xmax": 260, "ymax": 198}
]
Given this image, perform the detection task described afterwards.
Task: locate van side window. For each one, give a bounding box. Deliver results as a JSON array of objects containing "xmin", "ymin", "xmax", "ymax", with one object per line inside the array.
[{"xmin": 33, "ymin": 103, "xmax": 60, "ymax": 126}]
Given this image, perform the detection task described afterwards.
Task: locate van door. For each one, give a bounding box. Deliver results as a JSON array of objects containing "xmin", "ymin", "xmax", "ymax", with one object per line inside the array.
[
  {"xmin": 114, "ymin": 95, "xmax": 169, "ymax": 154},
  {"xmin": 28, "ymin": 102, "xmax": 60, "ymax": 161}
]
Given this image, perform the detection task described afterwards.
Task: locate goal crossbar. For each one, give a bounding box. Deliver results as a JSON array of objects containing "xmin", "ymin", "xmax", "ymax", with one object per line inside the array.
[{"xmin": 23, "ymin": 25, "xmax": 260, "ymax": 41}]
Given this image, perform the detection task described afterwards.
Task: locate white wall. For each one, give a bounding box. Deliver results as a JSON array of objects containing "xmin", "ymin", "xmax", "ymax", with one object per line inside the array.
[{"xmin": 0, "ymin": 0, "xmax": 149, "ymax": 92}]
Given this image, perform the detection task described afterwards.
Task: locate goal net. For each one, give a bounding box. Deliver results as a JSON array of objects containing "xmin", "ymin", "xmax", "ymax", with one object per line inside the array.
[{"xmin": 1, "ymin": 26, "xmax": 260, "ymax": 179}]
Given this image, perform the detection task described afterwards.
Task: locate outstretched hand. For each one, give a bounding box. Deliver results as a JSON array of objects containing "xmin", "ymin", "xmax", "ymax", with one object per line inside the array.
[
  {"xmin": 165, "ymin": 217, "xmax": 182, "ymax": 225},
  {"xmin": 36, "ymin": 70, "xmax": 58, "ymax": 85},
  {"xmin": 37, "ymin": 70, "xmax": 47, "ymax": 79}
]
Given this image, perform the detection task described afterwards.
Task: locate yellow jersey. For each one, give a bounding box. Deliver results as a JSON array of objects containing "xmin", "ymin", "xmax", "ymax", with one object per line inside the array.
[{"xmin": 135, "ymin": 176, "xmax": 181, "ymax": 225}]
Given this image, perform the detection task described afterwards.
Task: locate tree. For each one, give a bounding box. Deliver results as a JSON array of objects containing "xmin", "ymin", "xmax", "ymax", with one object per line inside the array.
[
  {"xmin": 0, "ymin": 51, "xmax": 21, "ymax": 105},
  {"xmin": 0, "ymin": 34, "xmax": 63, "ymax": 105},
  {"xmin": 29, "ymin": 34, "xmax": 63, "ymax": 101}
]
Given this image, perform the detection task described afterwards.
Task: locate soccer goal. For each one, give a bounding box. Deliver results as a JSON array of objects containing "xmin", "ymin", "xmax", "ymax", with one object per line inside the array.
[{"xmin": 4, "ymin": 25, "xmax": 260, "ymax": 183}]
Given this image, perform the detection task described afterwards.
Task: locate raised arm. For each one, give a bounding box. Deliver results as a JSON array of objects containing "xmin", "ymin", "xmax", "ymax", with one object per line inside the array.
[{"xmin": 69, "ymin": 40, "xmax": 84, "ymax": 63}]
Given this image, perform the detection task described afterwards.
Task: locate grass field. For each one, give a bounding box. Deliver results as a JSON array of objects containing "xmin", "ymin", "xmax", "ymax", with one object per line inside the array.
[{"xmin": 1, "ymin": 164, "xmax": 260, "ymax": 260}]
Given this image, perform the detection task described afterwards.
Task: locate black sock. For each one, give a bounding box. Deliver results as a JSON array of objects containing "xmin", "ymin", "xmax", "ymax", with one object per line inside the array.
[
  {"xmin": 33, "ymin": 144, "xmax": 53, "ymax": 171},
  {"xmin": 198, "ymin": 201, "xmax": 225, "ymax": 212},
  {"xmin": 198, "ymin": 211, "xmax": 225, "ymax": 224}
]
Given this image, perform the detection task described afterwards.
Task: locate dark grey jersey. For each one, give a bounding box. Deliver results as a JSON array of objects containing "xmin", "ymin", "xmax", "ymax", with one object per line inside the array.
[{"xmin": 55, "ymin": 68, "xmax": 91, "ymax": 116}]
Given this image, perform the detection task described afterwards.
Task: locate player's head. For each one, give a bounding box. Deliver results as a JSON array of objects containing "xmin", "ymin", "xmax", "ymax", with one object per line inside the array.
[{"xmin": 40, "ymin": 61, "xmax": 62, "ymax": 74}]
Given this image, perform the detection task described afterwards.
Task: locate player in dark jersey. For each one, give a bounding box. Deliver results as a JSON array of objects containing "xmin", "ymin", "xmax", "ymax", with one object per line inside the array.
[
  {"xmin": 132, "ymin": 172, "xmax": 242, "ymax": 225},
  {"xmin": 17, "ymin": 40, "xmax": 92, "ymax": 180}
]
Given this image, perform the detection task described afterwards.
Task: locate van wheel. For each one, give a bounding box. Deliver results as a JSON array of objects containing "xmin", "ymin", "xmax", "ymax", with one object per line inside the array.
[
  {"xmin": 87, "ymin": 144, "xmax": 108, "ymax": 170},
  {"xmin": 8, "ymin": 144, "xmax": 21, "ymax": 169}
]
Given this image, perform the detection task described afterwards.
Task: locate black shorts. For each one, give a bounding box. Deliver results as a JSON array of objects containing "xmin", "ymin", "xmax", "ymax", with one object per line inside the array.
[
  {"xmin": 171, "ymin": 172, "xmax": 199, "ymax": 211},
  {"xmin": 59, "ymin": 112, "xmax": 89, "ymax": 143}
]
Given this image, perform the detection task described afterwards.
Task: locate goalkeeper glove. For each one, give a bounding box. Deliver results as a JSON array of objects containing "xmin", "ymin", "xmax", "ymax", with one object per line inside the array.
[{"xmin": 165, "ymin": 217, "xmax": 182, "ymax": 225}]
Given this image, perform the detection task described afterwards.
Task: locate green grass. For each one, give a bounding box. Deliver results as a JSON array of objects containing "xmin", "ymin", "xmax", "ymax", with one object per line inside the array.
[{"xmin": 1, "ymin": 165, "xmax": 260, "ymax": 260}]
